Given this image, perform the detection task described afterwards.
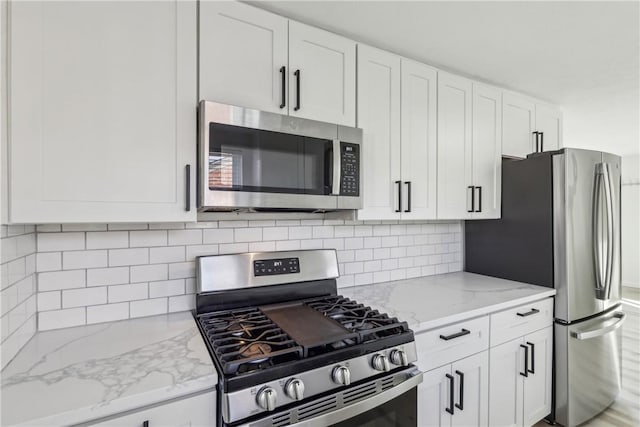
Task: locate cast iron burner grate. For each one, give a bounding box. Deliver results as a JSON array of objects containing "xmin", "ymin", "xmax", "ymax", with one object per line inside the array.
[
  {"xmin": 198, "ymin": 307, "xmax": 303, "ymax": 375},
  {"xmin": 306, "ymin": 296, "xmax": 409, "ymax": 343}
]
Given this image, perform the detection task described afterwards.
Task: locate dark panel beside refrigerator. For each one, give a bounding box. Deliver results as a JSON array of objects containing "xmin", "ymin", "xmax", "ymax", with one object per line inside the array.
[{"xmin": 465, "ymin": 154, "xmax": 555, "ymax": 288}]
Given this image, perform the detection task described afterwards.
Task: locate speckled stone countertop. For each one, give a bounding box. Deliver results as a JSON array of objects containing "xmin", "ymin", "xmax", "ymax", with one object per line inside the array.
[
  {"xmin": 1, "ymin": 312, "xmax": 217, "ymax": 426},
  {"xmin": 342, "ymin": 272, "xmax": 556, "ymax": 333}
]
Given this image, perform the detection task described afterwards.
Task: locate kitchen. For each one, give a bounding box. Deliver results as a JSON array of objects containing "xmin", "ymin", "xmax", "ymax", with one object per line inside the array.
[{"xmin": 1, "ymin": 1, "xmax": 638, "ymax": 426}]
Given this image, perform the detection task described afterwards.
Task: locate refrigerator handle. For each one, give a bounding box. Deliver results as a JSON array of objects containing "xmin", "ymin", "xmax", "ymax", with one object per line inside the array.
[
  {"xmin": 592, "ymin": 164, "xmax": 606, "ymax": 298},
  {"xmin": 603, "ymin": 164, "xmax": 615, "ymax": 300},
  {"xmin": 571, "ymin": 312, "xmax": 626, "ymax": 340}
]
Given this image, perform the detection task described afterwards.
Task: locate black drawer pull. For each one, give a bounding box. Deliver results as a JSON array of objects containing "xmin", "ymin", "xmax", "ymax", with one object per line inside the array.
[
  {"xmin": 445, "ymin": 373, "xmax": 455, "ymax": 414},
  {"xmin": 439, "ymin": 328, "xmax": 470, "ymax": 341},
  {"xmin": 455, "ymin": 370, "xmax": 464, "ymax": 410},
  {"xmin": 520, "ymin": 344, "xmax": 529, "ymax": 377},
  {"xmin": 527, "ymin": 342, "xmax": 535, "ymax": 374},
  {"xmin": 517, "ymin": 308, "xmax": 540, "ymax": 317},
  {"xmin": 143, "ymin": 421, "xmax": 149, "ymax": 427},
  {"xmin": 185, "ymin": 164, "xmax": 191, "ymax": 212}
]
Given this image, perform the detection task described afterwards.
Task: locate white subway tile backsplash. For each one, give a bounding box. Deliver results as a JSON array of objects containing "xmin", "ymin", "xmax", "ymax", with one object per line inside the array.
[
  {"xmin": 26, "ymin": 219, "xmax": 462, "ymax": 331},
  {"xmin": 38, "ymin": 307, "xmax": 86, "ymax": 330},
  {"xmin": 130, "ymin": 230, "xmax": 168, "ymax": 247},
  {"xmin": 86, "ymin": 231, "xmax": 128, "ymax": 249},
  {"xmin": 38, "ymin": 270, "xmax": 85, "ymax": 291},
  {"xmin": 108, "ymin": 248, "xmax": 149, "ymax": 266},
  {"xmin": 63, "ymin": 250, "xmax": 108, "ymax": 270},
  {"xmin": 37, "ymin": 232, "xmax": 84, "ymax": 252},
  {"xmin": 62, "ymin": 287, "xmax": 107, "ymax": 308}
]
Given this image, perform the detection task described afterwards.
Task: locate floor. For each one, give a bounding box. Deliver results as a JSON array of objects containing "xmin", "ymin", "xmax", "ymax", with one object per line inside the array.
[{"xmin": 537, "ymin": 286, "xmax": 640, "ymax": 427}]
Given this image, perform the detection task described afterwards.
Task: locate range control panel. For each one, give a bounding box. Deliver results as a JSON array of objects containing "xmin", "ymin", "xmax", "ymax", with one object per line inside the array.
[
  {"xmin": 254, "ymin": 258, "xmax": 300, "ymax": 276},
  {"xmin": 339, "ymin": 142, "xmax": 360, "ymax": 196}
]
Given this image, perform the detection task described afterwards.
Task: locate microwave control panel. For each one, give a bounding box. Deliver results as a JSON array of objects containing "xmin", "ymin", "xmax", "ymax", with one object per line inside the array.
[{"xmin": 340, "ymin": 142, "xmax": 360, "ymax": 196}]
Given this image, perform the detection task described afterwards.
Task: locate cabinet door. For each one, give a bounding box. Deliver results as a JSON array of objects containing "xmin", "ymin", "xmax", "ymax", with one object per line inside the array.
[
  {"xmin": 356, "ymin": 45, "xmax": 401, "ymax": 220},
  {"xmin": 289, "ymin": 21, "xmax": 356, "ymax": 126},
  {"xmin": 419, "ymin": 365, "xmax": 454, "ymax": 427},
  {"xmin": 199, "ymin": 1, "xmax": 288, "ymax": 114},
  {"xmin": 90, "ymin": 391, "xmax": 215, "ymax": 426},
  {"xmin": 502, "ymin": 93, "xmax": 536, "ymax": 158},
  {"xmin": 535, "ymin": 104, "xmax": 562, "ymax": 152},
  {"xmin": 489, "ymin": 338, "xmax": 524, "ymax": 427},
  {"xmin": 437, "ymin": 72, "xmax": 472, "ymax": 219},
  {"xmin": 9, "ymin": 0, "xmax": 196, "ymax": 223},
  {"xmin": 471, "ymin": 83, "xmax": 502, "ymax": 219},
  {"xmin": 523, "ymin": 326, "xmax": 553, "ymax": 426},
  {"xmin": 400, "ymin": 59, "xmax": 438, "ymax": 220},
  {"xmin": 451, "ymin": 351, "xmax": 489, "ymax": 427}
]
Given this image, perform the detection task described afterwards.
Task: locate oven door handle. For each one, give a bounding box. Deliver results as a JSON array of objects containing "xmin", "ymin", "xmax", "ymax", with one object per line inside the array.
[
  {"xmin": 332, "ymin": 139, "xmax": 342, "ymax": 196},
  {"xmin": 240, "ymin": 368, "xmax": 424, "ymax": 427}
]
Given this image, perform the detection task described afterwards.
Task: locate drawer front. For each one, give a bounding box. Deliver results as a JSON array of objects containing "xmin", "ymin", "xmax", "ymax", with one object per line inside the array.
[
  {"xmin": 416, "ymin": 316, "xmax": 489, "ymax": 371},
  {"xmin": 490, "ymin": 298, "xmax": 553, "ymax": 347}
]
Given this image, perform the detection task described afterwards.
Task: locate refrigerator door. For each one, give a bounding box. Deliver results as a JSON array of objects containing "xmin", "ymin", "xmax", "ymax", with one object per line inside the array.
[
  {"xmin": 553, "ymin": 149, "xmax": 621, "ymax": 322},
  {"xmin": 555, "ymin": 307, "xmax": 624, "ymax": 427}
]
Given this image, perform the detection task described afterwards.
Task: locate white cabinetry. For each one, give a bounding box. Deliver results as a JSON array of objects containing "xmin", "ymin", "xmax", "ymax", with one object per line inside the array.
[
  {"xmin": 199, "ymin": 2, "xmax": 356, "ymax": 126},
  {"xmin": 489, "ymin": 299, "xmax": 554, "ymax": 427},
  {"xmin": 289, "ymin": 22, "xmax": 356, "ymax": 126},
  {"xmin": 8, "ymin": 0, "xmax": 197, "ymax": 223},
  {"xmin": 199, "ymin": 1, "xmax": 288, "ymax": 114},
  {"xmin": 437, "ymin": 73, "xmax": 501, "ymax": 219},
  {"xmin": 357, "ymin": 46, "xmax": 438, "ymax": 220},
  {"xmin": 90, "ymin": 391, "xmax": 215, "ymax": 426},
  {"xmin": 503, "ymin": 92, "xmax": 562, "ymax": 158}
]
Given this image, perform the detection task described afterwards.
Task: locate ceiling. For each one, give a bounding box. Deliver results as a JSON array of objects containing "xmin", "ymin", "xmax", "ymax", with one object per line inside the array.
[{"xmin": 247, "ymin": 1, "xmax": 640, "ymax": 157}]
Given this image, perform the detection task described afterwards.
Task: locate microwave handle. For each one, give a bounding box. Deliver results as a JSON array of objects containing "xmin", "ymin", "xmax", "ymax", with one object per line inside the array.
[{"xmin": 332, "ymin": 139, "xmax": 341, "ymax": 195}]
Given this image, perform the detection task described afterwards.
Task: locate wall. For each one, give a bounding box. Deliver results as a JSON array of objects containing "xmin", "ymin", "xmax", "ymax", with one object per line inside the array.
[
  {"xmin": 622, "ymin": 154, "xmax": 640, "ymax": 288},
  {"xmin": 33, "ymin": 219, "xmax": 462, "ymax": 331},
  {"xmin": 1, "ymin": 225, "xmax": 37, "ymax": 369}
]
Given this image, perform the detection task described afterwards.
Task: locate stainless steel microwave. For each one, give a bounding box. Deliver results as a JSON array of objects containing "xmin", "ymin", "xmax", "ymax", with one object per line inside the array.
[{"xmin": 198, "ymin": 101, "xmax": 362, "ymax": 211}]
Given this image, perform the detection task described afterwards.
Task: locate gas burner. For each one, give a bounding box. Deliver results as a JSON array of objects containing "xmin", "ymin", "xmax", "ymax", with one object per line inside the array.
[{"xmin": 240, "ymin": 342, "xmax": 272, "ymax": 362}]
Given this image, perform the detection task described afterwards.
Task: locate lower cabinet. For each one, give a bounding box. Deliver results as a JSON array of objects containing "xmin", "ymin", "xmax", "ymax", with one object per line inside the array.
[
  {"xmin": 489, "ymin": 326, "xmax": 553, "ymax": 427},
  {"xmin": 418, "ymin": 351, "xmax": 489, "ymax": 427},
  {"xmin": 89, "ymin": 391, "xmax": 215, "ymax": 427}
]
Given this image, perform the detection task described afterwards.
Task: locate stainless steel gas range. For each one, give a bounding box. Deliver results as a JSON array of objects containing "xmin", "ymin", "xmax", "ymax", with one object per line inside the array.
[{"xmin": 194, "ymin": 250, "xmax": 423, "ymax": 426}]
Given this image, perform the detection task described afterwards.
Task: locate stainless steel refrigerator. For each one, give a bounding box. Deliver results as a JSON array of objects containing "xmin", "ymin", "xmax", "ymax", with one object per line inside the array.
[{"xmin": 465, "ymin": 148, "xmax": 625, "ymax": 427}]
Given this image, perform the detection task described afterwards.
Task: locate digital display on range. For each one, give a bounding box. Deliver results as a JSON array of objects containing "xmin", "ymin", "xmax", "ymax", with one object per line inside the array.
[{"xmin": 254, "ymin": 258, "xmax": 300, "ymax": 276}]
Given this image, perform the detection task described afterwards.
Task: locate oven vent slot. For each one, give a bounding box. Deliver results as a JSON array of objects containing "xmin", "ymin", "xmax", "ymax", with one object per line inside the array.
[
  {"xmin": 381, "ymin": 376, "xmax": 395, "ymax": 391},
  {"xmin": 297, "ymin": 396, "xmax": 338, "ymax": 421},
  {"xmin": 271, "ymin": 412, "xmax": 291, "ymax": 427},
  {"xmin": 342, "ymin": 383, "xmax": 378, "ymax": 405}
]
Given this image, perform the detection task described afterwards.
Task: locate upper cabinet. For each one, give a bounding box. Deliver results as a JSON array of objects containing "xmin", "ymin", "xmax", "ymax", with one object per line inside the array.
[
  {"xmin": 357, "ymin": 46, "xmax": 437, "ymax": 220},
  {"xmin": 199, "ymin": 1, "xmax": 288, "ymax": 114},
  {"xmin": 503, "ymin": 92, "xmax": 562, "ymax": 158},
  {"xmin": 288, "ymin": 22, "xmax": 356, "ymax": 126},
  {"xmin": 8, "ymin": 0, "xmax": 197, "ymax": 223},
  {"xmin": 437, "ymin": 73, "xmax": 502, "ymax": 220},
  {"xmin": 199, "ymin": 2, "xmax": 356, "ymax": 126}
]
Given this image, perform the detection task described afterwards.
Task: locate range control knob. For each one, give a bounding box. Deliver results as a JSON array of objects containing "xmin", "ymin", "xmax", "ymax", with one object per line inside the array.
[
  {"xmin": 372, "ymin": 354, "xmax": 390, "ymax": 372},
  {"xmin": 332, "ymin": 365, "xmax": 351, "ymax": 386},
  {"xmin": 256, "ymin": 386, "xmax": 277, "ymax": 411},
  {"xmin": 285, "ymin": 378, "xmax": 305, "ymax": 401},
  {"xmin": 390, "ymin": 349, "xmax": 409, "ymax": 366}
]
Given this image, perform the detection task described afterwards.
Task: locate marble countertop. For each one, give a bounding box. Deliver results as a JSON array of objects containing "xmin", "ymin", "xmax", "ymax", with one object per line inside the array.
[
  {"xmin": 342, "ymin": 272, "xmax": 556, "ymax": 333},
  {"xmin": 1, "ymin": 312, "xmax": 217, "ymax": 427}
]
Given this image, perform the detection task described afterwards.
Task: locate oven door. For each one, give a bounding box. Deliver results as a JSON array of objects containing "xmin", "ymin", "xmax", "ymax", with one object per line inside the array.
[
  {"xmin": 237, "ymin": 367, "xmax": 423, "ymax": 427},
  {"xmin": 199, "ymin": 101, "xmax": 340, "ymax": 210}
]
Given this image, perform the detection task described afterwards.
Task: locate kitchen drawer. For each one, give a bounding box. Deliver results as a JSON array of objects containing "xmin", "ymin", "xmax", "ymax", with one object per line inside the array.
[
  {"xmin": 415, "ymin": 316, "xmax": 489, "ymax": 371},
  {"xmin": 490, "ymin": 297, "xmax": 553, "ymax": 347},
  {"xmin": 87, "ymin": 391, "xmax": 215, "ymax": 426}
]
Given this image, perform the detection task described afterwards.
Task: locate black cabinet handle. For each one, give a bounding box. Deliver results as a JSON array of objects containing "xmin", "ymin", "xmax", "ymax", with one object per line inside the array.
[
  {"xmin": 279, "ymin": 66, "xmax": 286, "ymax": 109},
  {"xmin": 294, "ymin": 69, "xmax": 301, "ymax": 111},
  {"xmin": 446, "ymin": 373, "xmax": 455, "ymax": 414},
  {"xmin": 185, "ymin": 164, "xmax": 191, "ymax": 212},
  {"xmin": 527, "ymin": 342, "xmax": 535, "ymax": 374},
  {"xmin": 395, "ymin": 181, "xmax": 402, "ymax": 213},
  {"xmin": 455, "ymin": 370, "xmax": 464, "ymax": 410},
  {"xmin": 142, "ymin": 421, "xmax": 149, "ymax": 427},
  {"xmin": 540, "ymin": 132, "xmax": 544, "ymax": 152},
  {"xmin": 520, "ymin": 344, "xmax": 529, "ymax": 377},
  {"xmin": 517, "ymin": 308, "xmax": 540, "ymax": 317},
  {"xmin": 404, "ymin": 181, "xmax": 411, "ymax": 212},
  {"xmin": 533, "ymin": 131, "xmax": 539, "ymax": 152},
  {"xmin": 475, "ymin": 186, "xmax": 482, "ymax": 213},
  {"xmin": 467, "ymin": 186, "xmax": 475, "ymax": 213},
  {"xmin": 439, "ymin": 328, "xmax": 470, "ymax": 341}
]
